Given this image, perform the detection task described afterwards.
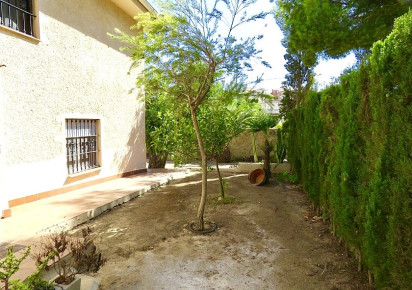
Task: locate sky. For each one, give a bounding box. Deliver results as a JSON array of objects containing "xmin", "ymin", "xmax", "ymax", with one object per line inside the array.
[
  {"xmin": 236, "ymin": 1, "xmax": 357, "ymax": 92},
  {"xmin": 147, "ymin": 0, "xmax": 357, "ymax": 92}
]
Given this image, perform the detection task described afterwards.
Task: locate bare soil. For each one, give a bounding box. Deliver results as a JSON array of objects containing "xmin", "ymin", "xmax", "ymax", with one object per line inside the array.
[{"xmin": 78, "ymin": 171, "xmax": 368, "ymax": 289}]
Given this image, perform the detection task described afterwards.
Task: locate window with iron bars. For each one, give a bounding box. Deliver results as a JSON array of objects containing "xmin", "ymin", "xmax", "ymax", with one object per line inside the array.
[
  {"xmin": 66, "ymin": 119, "xmax": 99, "ymax": 175},
  {"xmin": 0, "ymin": 0, "xmax": 35, "ymax": 36}
]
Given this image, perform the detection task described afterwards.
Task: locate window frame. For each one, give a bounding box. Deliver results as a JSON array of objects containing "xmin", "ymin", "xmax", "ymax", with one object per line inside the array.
[
  {"xmin": 65, "ymin": 119, "xmax": 101, "ymax": 175},
  {"xmin": 0, "ymin": 0, "xmax": 39, "ymax": 39}
]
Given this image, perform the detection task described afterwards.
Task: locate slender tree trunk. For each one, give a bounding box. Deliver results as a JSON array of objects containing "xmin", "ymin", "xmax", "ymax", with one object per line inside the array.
[
  {"xmin": 252, "ymin": 132, "xmax": 258, "ymax": 162},
  {"xmin": 215, "ymin": 158, "xmax": 224, "ymax": 198},
  {"xmin": 190, "ymin": 105, "xmax": 207, "ymax": 230},
  {"xmin": 357, "ymin": 250, "xmax": 362, "ymax": 272},
  {"xmin": 315, "ymin": 205, "xmax": 321, "ymax": 216},
  {"xmin": 263, "ymin": 139, "xmax": 271, "ymax": 181},
  {"xmin": 368, "ymin": 270, "xmax": 374, "ymax": 289}
]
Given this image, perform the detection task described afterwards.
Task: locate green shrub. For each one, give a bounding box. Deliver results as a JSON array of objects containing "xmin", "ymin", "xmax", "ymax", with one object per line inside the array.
[
  {"xmin": 0, "ymin": 246, "xmax": 30, "ymax": 290},
  {"xmin": 276, "ymin": 171, "xmax": 298, "ymax": 183},
  {"xmin": 9, "ymin": 254, "xmax": 54, "ymax": 290},
  {"xmin": 0, "ymin": 245, "xmax": 53, "ymax": 290}
]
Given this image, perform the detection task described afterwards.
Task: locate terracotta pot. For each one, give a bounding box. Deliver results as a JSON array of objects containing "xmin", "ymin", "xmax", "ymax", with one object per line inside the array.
[{"xmin": 248, "ymin": 168, "xmax": 266, "ymax": 186}]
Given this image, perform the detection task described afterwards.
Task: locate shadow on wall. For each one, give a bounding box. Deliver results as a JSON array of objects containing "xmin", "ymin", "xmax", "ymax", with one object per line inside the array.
[
  {"xmin": 40, "ymin": 0, "xmax": 136, "ymax": 55},
  {"xmin": 113, "ymin": 110, "xmax": 146, "ymax": 174}
]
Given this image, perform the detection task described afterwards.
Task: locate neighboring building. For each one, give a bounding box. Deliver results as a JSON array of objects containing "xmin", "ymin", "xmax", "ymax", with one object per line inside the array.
[
  {"xmin": 0, "ymin": 0, "xmax": 154, "ymax": 218},
  {"xmin": 259, "ymin": 89, "xmax": 283, "ymax": 115}
]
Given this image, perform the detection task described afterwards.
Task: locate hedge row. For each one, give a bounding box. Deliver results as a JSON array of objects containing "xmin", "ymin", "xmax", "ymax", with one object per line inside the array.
[{"xmin": 285, "ymin": 11, "xmax": 411, "ymax": 288}]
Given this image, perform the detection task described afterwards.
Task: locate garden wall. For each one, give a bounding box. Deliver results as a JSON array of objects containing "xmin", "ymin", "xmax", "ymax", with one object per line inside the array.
[
  {"xmin": 284, "ymin": 12, "xmax": 411, "ymax": 288},
  {"xmin": 228, "ymin": 129, "xmax": 276, "ymax": 161}
]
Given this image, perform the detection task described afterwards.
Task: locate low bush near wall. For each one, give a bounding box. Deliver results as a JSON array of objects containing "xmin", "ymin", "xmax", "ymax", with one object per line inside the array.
[{"xmin": 284, "ymin": 11, "xmax": 411, "ymax": 288}]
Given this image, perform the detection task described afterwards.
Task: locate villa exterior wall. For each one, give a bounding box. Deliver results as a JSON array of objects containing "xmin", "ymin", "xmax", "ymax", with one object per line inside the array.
[{"xmin": 0, "ymin": 0, "xmax": 149, "ymax": 216}]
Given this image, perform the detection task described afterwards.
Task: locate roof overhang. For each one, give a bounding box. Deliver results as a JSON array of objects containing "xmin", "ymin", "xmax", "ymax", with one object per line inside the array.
[{"xmin": 111, "ymin": 0, "xmax": 156, "ymax": 18}]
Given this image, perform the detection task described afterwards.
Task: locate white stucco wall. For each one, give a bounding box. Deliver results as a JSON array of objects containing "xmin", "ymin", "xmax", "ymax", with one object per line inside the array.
[
  {"xmin": 0, "ymin": 0, "xmax": 146, "ymax": 209},
  {"xmin": 0, "ymin": 69, "xmax": 6, "ymax": 211}
]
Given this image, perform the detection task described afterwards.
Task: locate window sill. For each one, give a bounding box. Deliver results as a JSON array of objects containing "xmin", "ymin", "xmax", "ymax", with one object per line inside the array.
[
  {"xmin": 0, "ymin": 25, "xmax": 40, "ymax": 43},
  {"xmin": 64, "ymin": 167, "xmax": 101, "ymax": 185}
]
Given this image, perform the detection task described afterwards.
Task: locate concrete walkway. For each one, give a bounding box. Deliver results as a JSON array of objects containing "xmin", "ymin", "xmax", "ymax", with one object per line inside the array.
[{"xmin": 0, "ymin": 168, "xmax": 197, "ymax": 282}]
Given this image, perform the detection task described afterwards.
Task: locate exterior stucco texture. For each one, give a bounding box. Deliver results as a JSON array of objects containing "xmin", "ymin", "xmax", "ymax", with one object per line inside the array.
[{"xmin": 0, "ymin": 0, "xmax": 146, "ymax": 207}]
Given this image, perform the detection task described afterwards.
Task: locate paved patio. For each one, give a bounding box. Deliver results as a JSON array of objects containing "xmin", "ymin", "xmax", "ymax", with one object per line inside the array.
[{"xmin": 0, "ymin": 167, "xmax": 196, "ymax": 282}]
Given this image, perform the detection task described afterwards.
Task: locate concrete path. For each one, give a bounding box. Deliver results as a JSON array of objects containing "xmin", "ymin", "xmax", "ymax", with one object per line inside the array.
[{"xmin": 0, "ymin": 168, "xmax": 196, "ymax": 282}]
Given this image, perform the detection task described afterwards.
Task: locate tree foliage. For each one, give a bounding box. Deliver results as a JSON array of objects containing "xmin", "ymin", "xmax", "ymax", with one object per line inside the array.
[
  {"xmin": 199, "ymin": 84, "xmax": 255, "ymax": 159},
  {"xmin": 276, "ymin": 0, "xmax": 411, "ymax": 66}
]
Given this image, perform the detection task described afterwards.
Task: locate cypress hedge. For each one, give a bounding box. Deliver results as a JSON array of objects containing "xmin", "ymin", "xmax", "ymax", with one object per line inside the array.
[{"xmin": 284, "ymin": 11, "xmax": 411, "ymax": 288}]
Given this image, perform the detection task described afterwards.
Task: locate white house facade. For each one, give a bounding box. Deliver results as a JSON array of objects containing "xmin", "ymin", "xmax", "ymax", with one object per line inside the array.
[{"xmin": 0, "ymin": 0, "xmax": 153, "ymax": 217}]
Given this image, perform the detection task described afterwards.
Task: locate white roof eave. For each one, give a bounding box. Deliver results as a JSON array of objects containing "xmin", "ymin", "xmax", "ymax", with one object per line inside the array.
[{"xmin": 111, "ymin": 0, "xmax": 156, "ymax": 18}]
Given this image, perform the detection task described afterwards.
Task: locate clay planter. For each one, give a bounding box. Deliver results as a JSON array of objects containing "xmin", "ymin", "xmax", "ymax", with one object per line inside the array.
[
  {"xmin": 248, "ymin": 168, "xmax": 266, "ymax": 186},
  {"xmin": 53, "ymin": 276, "xmax": 81, "ymax": 290}
]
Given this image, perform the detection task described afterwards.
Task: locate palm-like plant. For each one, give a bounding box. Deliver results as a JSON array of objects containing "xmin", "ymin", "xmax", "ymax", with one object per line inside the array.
[{"xmin": 246, "ymin": 111, "xmax": 279, "ymax": 180}]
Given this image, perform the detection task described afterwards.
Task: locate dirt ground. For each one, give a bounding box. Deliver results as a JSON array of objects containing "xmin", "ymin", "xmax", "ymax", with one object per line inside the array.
[{"xmin": 78, "ymin": 171, "xmax": 368, "ymax": 289}]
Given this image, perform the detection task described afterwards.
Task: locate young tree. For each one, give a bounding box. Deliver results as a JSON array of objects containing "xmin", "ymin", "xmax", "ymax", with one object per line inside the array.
[
  {"xmin": 113, "ymin": 0, "xmax": 268, "ymax": 230},
  {"xmin": 199, "ymin": 85, "xmax": 255, "ymax": 198}
]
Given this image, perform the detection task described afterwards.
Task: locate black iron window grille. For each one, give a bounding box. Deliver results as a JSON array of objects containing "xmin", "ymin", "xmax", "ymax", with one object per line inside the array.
[
  {"xmin": 0, "ymin": 0, "xmax": 35, "ymax": 36},
  {"xmin": 66, "ymin": 119, "xmax": 99, "ymax": 174}
]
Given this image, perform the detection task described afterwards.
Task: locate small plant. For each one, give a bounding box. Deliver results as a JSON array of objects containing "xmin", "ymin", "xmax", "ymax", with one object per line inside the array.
[
  {"xmin": 32, "ymin": 228, "xmax": 105, "ymax": 285},
  {"xmin": 9, "ymin": 252, "xmax": 54, "ymax": 290},
  {"xmin": 218, "ymin": 178, "xmax": 228, "ymax": 198},
  {"xmin": 71, "ymin": 227, "xmax": 106, "ymax": 274},
  {"xmin": 32, "ymin": 231, "xmax": 76, "ymax": 285},
  {"xmin": 277, "ymin": 171, "xmax": 298, "ymax": 183},
  {"xmin": 0, "ymin": 246, "xmax": 30, "ymax": 290},
  {"xmin": 217, "ymin": 195, "xmax": 239, "ymax": 204},
  {"xmin": 207, "ymin": 165, "xmax": 215, "ymax": 171},
  {"xmin": 207, "ymin": 194, "xmax": 241, "ymax": 206},
  {"xmin": 322, "ymin": 212, "xmax": 329, "ymax": 221}
]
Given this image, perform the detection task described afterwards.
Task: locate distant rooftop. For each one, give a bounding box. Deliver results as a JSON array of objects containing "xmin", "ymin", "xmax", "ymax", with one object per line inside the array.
[{"xmin": 271, "ymin": 89, "xmax": 283, "ymax": 99}]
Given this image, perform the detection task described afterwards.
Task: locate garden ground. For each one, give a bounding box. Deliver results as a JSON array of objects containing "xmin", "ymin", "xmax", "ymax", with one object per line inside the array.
[{"xmin": 78, "ymin": 171, "xmax": 368, "ymax": 289}]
